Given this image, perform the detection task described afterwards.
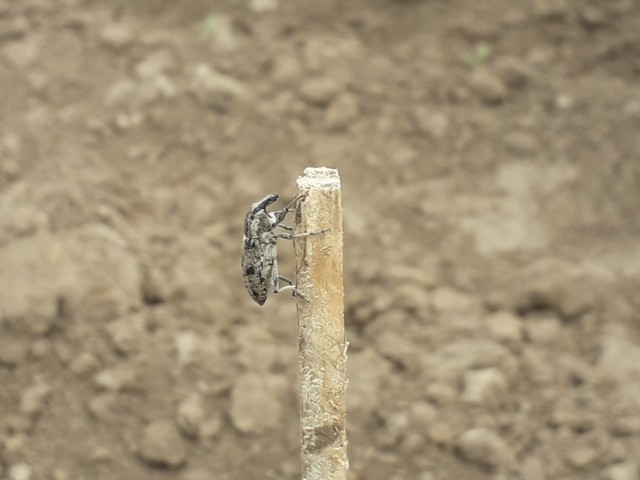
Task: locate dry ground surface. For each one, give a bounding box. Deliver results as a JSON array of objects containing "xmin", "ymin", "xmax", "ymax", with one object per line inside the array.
[{"xmin": 1, "ymin": 0, "xmax": 640, "ymax": 479}]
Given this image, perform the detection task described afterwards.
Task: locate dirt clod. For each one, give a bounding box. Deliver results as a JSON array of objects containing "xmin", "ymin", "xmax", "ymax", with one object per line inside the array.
[
  {"xmin": 138, "ymin": 420, "xmax": 188, "ymax": 468},
  {"xmin": 176, "ymin": 394, "xmax": 206, "ymax": 438},
  {"xmin": 458, "ymin": 428, "xmax": 513, "ymax": 469},
  {"xmin": 469, "ymin": 68, "xmax": 508, "ymax": 104},
  {"xmin": 299, "ymin": 77, "xmax": 343, "ymax": 106},
  {"xmin": 8, "ymin": 463, "xmax": 33, "ymax": 480},
  {"xmin": 229, "ymin": 373, "xmax": 287, "ymax": 434},
  {"xmin": 20, "ymin": 381, "xmax": 51, "ymax": 418}
]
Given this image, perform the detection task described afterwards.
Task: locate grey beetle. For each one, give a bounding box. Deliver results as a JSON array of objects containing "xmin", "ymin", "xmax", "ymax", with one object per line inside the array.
[{"xmin": 241, "ymin": 193, "xmax": 324, "ymax": 305}]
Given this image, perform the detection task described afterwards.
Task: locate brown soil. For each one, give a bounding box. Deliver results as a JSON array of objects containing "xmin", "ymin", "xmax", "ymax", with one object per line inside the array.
[{"xmin": 1, "ymin": 1, "xmax": 640, "ymax": 479}]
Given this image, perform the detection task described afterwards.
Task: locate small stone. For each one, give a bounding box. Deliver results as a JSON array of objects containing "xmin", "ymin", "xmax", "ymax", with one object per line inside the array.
[
  {"xmin": 8, "ymin": 463, "xmax": 32, "ymax": 480},
  {"xmin": 395, "ymin": 283, "xmax": 431, "ymax": 311},
  {"xmin": 177, "ymin": 394, "xmax": 206, "ymax": 438},
  {"xmin": 138, "ymin": 420, "xmax": 188, "ymax": 468},
  {"xmin": 299, "ymin": 77, "xmax": 342, "ymax": 106},
  {"xmin": 608, "ymin": 440, "xmax": 628, "ymax": 463},
  {"xmin": 20, "ymin": 381, "xmax": 51, "ymax": 417},
  {"xmin": 135, "ymin": 50, "xmax": 175, "ymax": 79},
  {"xmin": 409, "ymin": 401, "xmax": 438, "ymax": 433},
  {"xmin": 611, "ymin": 416, "xmax": 640, "ymax": 436},
  {"xmin": 469, "ymin": 68, "xmax": 507, "ymax": 104},
  {"xmin": 602, "ymin": 461, "xmax": 639, "ymax": 480},
  {"xmin": 104, "ymin": 80, "xmax": 136, "ymax": 107},
  {"xmin": 559, "ymin": 356, "xmax": 594, "ymax": 385},
  {"xmin": 191, "ymin": 64, "xmax": 252, "ymax": 112},
  {"xmin": 199, "ymin": 414, "xmax": 222, "ymax": 439},
  {"xmin": 250, "ymin": 0, "xmax": 278, "ymax": 12},
  {"xmin": 235, "ymin": 325, "xmax": 280, "ymax": 372},
  {"xmin": 88, "ymin": 446, "xmax": 112, "ymax": 463},
  {"xmin": 70, "ymin": 352, "xmax": 100, "ymax": 375},
  {"xmin": 94, "ymin": 366, "xmax": 138, "ymax": 392},
  {"xmin": 565, "ymin": 446, "xmax": 597, "ymax": 468},
  {"xmin": 434, "ymin": 339, "xmax": 518, "ymax": 379},
  {"xmin": 325, "ymin": 93, "xmax": 359, "ymax": 131},
  {"xmin": 175, "ymin": 330, "xmax": 200, "ymax": 368},
  {"xmin": 302, "ymin": 36, "xmax": 362, "ymax": 76},
  {"xmin": 624, "ymin": 101, "xmax": 640, "ymax": 119},
  {"xmin": 29, "ymin": 339, "xmax": 51, "ymax": 359},
  {"xmin": 106, "ymin": 315, "xmax": 146, "ymax": 355},
  {"xmin": 347, "ymin": 349, "xmax": 392, "ymax": 417},
  {"xmin": 401, "ymin": 433, "xmax": 427, "ymax": 455},
  {"xmin": 413, "ymin": 108, "xmax": 449, "ymax": 138},
  {"xmin": 524, "ymin": 315, "xmax": 561, "ymax": 345},
  {"xmin": 0, "ymin": 236, "xmax": 60, "ymax": 331},
  {"xmin": 606, "ymin": 439, "xmax": 628, "ymax": 463},
  {"xmin": 100, "ymin": 23, "xmax": 133, "ymax": 51},
  {"xmin": 454, "ymin": 20, "xmax": 498, "ymax": 41},
  {"xmin": 418, "ymin": 472, "xmax": 435, "ymax": 480},
  {"xmin": 52, "ymin": 469, "xmax": 70, "ymax": 480},
  {"xmin": 387, "ymin": 264, "xmax": 437, "ymax": 288},
  {"xmin": 143, "ymin": 74, "xmax": 177, "ymax": 102},
  {"xmin": 229, "ymin": 373, "xmax": 286, "ymax": 433},
  {"xmin": 0, "ymin": 16, "xmax": 29, "ymax": 40},
  {"xmin": 3, "ymin": 37, "xmax": 39, "ymax": 68},
  {"xmin": 6, "ymin": 414, "xmax": 31, "ymax": 434},
  {"xmin": 458, "ymin": 428, "xmax": 512, "ymax": 468},
  {"xmin": 27, "ymin": 71, "xmax": 48, "ymax": 93},
  {"xmin": 512, "ymin": 264, "xmax": 603, "ymax": 320},
  {"xmin": 521, "ymin": 456, "xmax": 545, "ymax": 480},
  {"xmin": 431, "ymin": 287, "xmax": 475, "ymax": 313},
  {"xmin": 180, "ymin": 469, "xmax": 214, "ymax": 480},
  {"xmin": 598, "ymin": 326, "xmax": 640, "ymax": 395},
  {"xmin": 0, "ymin": 336, "xmax": 28, "ymax": 366},
  {"xmin": 463, "ymin": 368, "xmax": 508, "ymax": 404},
  {"xmin": 0, "ymin": 204, "xmax": 46, "ymax": 242},
  {"xmin": 504, "ymin": 131, "xmax": 539, "ymax": 156},
  {"xmin": 555, "ymin": 94, "xmax": 573, "ymax": 110},
  {"xmin": 580, "ymin": 8, "xmax": 606, "ymax": 29},
  {"xmin": 374, "ymin": 331, "xmax": 415, "ymax": 369},
  {"xmin": 425, "ymin": 382, "xmax": 457, "ymax": 404},
  {"xmin": 485, "ymin": 311, "xmax": 523, "ymax": 343},
  {"xmin": 390, "ymin": 146, "xmax": 418, "ymax": 167},
  {"xmin": 376, "ymin": 410, "xmax": 410, "ymax": 448},
  {"xmin": 87, "ymin": 393, "xmax": 117, "ymax": 420},
  {"xmin": 59, "ymin": 225, "xmax": 142, "ymax": 323},
  {"xmin": 1, "ymin": 158, "xmax": 20, "ymax": 180},
  {"xmin": 141, "ymin": 266, "xmax": 170, "ymax": 304},
  {"xmin": 494, "ymin": 56, "xmax": 535, "ymax": 88},
  {"xmin": 271, "ymin": 55, "xmax": 302, "ymax": 85},
  {"xmin": 551, "ymin": 394, "xmax": 598, "ymax": 431},
  {"xmin": 428, "ymin": 422, "xmax": 456, "ymax": 447},
  {"xmin": 114, "ymin": 112, "xmax": 143, "ymax": 130}
]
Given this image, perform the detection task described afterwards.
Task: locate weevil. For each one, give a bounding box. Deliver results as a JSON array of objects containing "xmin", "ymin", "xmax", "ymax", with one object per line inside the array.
[{"xmin": 242, "ymin": 193, "xmax": 325, "ymax": 305}]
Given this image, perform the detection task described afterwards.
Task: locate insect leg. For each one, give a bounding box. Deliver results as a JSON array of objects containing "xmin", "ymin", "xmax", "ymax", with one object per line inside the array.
[
  {"xmin": 274, "ymin": 228, "xmax": 330, "ymax": 240},
  {"xmin": 271, "ymin": 261, "xmax": 296, "ymax": 297},
  {"xmin": 293, "ymin": 228, "xmax": 330, "ymax": 238},
  {"xmin": 272, "ymin": 193, "xmax": 306, "ymax": 226},
  {"xmin": 274, "ymin": 276, "xmax": 299, "ymax": 298},
  {"xmin": 276, "ymin": 285, "xmax": 297, "ymax": 295}
]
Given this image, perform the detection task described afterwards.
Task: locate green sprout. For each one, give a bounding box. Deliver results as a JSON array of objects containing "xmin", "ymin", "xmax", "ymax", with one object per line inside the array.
[
  {"xmin": 463, "ymin": 42, "xmax": 492, "ymax": 66},
  {"xmin": 200, "ymin": 14, "xmax": 221, "ymax": 37}
]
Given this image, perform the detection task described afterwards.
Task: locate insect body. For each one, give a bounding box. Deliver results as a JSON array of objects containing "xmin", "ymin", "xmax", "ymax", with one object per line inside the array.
[{"xmin": 242, "ymin": 193, "xmax": 322, "ymax": 305}]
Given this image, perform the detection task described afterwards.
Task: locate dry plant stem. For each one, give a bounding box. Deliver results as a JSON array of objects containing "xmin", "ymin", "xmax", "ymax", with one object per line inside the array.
[{"xmin": 295, "ymin": 167, "xmax": 348, "ymax": 480}]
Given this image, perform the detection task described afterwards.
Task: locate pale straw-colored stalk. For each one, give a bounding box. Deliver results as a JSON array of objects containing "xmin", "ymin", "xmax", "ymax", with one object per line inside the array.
[{"xmin": 294, "ymin": 167, "xmax": 348, "ymax": 480}]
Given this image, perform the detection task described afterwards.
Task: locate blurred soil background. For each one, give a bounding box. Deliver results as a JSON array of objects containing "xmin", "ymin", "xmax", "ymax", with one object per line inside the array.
[{"xmin": 1, "ymin": 0, "xmax": 640, "ymax": 479}]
